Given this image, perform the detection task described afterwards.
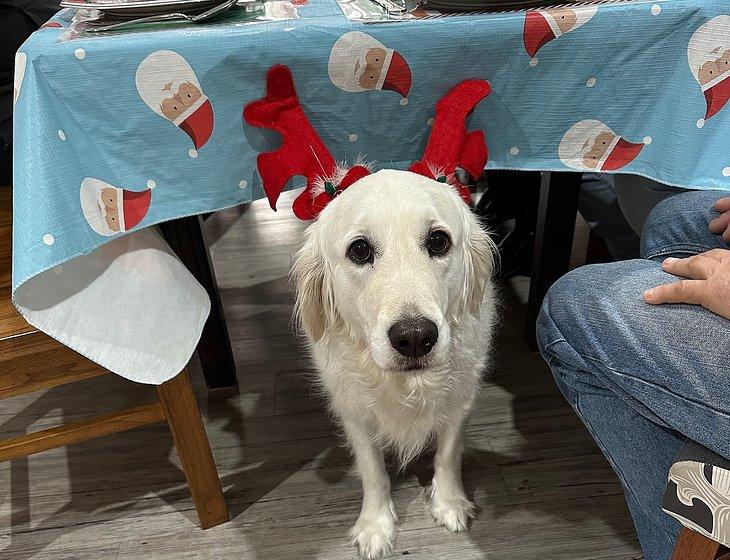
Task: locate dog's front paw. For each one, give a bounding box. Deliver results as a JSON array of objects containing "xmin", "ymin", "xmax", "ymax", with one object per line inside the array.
[
  {"xmin": 349, "ymin": 503, "xmax": 397, "ymax": 559},
  {"xmin": 430, "ymin": 491, "xmax": 475, "ymax": 533}
]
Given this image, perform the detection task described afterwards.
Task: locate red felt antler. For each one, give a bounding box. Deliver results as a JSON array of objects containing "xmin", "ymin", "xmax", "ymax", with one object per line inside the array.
[
  {"xmin": 244, "ymin": 65, "xmax": 368, "ymax": 220},
  {"xmin": 408, "ymin": 80, "xmax": 491, "ymax": 204},
  {"xmin": 245, "ymin": 67, "xmax": 490, "ymax": 219}
]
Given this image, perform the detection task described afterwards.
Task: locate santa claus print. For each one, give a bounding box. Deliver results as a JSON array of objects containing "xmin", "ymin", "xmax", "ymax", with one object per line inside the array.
[
  {"xmin": 688, "ymin": 15, "xmax": 729, "ymax": 125},
  {"xmin": 523, "ymin": 6, "xmax": 598, "ymax": 60},
  {"xmin": 136, "ymin": 50, "xmax": 214, "ymax": 152},
  {"xmin": 80, "ymin": 178, "xmax": 152, "ymax": 236},
  {"xmin": 14, "ymin": 52, "xmax": 27, "ymax": 107},
  {"xmin": 559, "ymin": 120, "xmax": 648, "ymax": 172},
  {"xmin": 328, "ymin": 31, "xmax": 412, "ymax": 102}
]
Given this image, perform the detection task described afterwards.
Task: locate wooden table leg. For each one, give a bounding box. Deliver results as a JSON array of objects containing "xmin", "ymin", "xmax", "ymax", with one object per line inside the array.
[
  {"xmin": 525, "ymin": 171, "xmax": 582, "ymax": 349},
  {"xmin": 158, "ymin": 369, "xmax": 229, "ymax": 529},
  {"xmin": 159, "ymin": 216, "xmax": 237, "ymax": 389},
  {"xmin": 671, "ymin": 527, "xmax": 723, "ymax": 560}
]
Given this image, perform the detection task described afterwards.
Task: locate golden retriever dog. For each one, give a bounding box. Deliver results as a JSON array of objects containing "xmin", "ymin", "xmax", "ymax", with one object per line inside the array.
[{"xmin": 292, "ymin": 169, "xmax": 497, "ymax": 559}]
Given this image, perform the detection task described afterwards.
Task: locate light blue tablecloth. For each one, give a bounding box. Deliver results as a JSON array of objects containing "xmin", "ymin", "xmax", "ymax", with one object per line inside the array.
[
  {"xmin": 13, "ymin": 0, "xmax": 730, "ymax": 288},
  {"xmin": 11, "ymin": 0, "xmax": 730, "ymax": 340}
]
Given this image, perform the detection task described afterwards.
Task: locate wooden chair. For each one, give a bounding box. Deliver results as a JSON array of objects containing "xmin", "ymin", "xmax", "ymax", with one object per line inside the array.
[
  {"xmin": 0, "ymin": 188, "xmax": 228, "ymax": 529},
  {"xmin": 672, "ymin": 527, "xmax": 729, "ymax": 560}
]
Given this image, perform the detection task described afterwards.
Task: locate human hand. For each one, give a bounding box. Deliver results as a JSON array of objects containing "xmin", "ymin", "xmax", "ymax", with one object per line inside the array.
[
  {"xmin": 709, "ymin": 197, "xmax": 730, "ymax": 243},
  {"xmin": 643, "ymin": 249, "xmax": 730, "ymax": 320}
]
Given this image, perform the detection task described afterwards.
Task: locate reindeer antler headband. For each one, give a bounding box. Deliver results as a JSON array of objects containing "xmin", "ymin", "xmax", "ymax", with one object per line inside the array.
[{"xmin": 243, "ymin": 65, "xmax": 491, "ymax": 220}]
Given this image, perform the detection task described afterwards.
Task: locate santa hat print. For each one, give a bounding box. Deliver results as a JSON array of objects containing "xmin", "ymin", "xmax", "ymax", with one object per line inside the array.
[
  {"xmin": 559, "ymin": 120, "xmax": 647, "ymax": 172},
  {"xmin": 80, "ymin": 178, "xmax": 153, "ymax": 237},
  {"xmin": 136, "ymin": 50, "xmax": 214, "ymax": 150},
  {"xmin": 13, "ymin": 52, "xmax": 27, "ymax": 107},
  {"xmin": 328, "ymin": 31, "xmax": 412, "ymax": 99},
  {"xmin": 523, "ymin": 6, "xmax": 597, "ymax": 59},
  {"xmin": 688, "ymin": 16, "xmax": 730, "ymax": 121},
  {"xmin": 120, "ymin": 189, "xmax": 152, "ymax": 231},
  {"xmin": 599, "ymin": 137, "xmax": 646, "ymax": 171},
  {"xmin": 243, "ymin": 65, "xmax": 490, "ymax": 220}
]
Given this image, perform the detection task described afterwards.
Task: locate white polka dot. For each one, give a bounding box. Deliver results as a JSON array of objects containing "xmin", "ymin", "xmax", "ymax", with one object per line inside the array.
[
  {"xmin": 74, "ymin": 48, "xmax": 86, "ymax": 60},
  {"xmin": 723, "ymin": 167, "xmax": 730, "ymax": 177},
  {"xmin": 643, "ymin": 136, "xmax": 652, "ymax": 145},
  {"xmin": 43, "ymin": 234, "xmax": 55, "ymax": 245},
  {"xmin": 426, "ymin": 117, "xmax": 435, "ymax": 126},
  {"xmin": 400, "ymin": 98, "xmax": 408, "ymax": 106},
  {"xmin": 57, "ymin": 129, "xmax": 66, "ymax": 140},
  {"xmin": 529, "ymin": 58, "xmax": 539, "ymax": 67},
  {"xmin": 509, "ymin": 146, "xmax": 520, "ymax": 155},
  {"xmin": 586, "ymin": 77, "xmax": 597, "ymax": 88},
  {"xmin": 146, "ymin": 180, "xmax": 156, "ymax": 189},
  {"xmin": 188, "ymin": 149, "xmax": 198, "ymax": 158},
  {"xmin": 348, "ymin": 133, "xmax": 358, "ymax": 143},
  {"xmin": 696, "ymin": 118, "xmax": 705, "ymax": 129},
  {"xmin": 239, "ymin": 180, "xmax": 248, "ymax": 189},
  {"xmin": 651, "ymin": 4, "xmax": 661, "ymax": 15}
]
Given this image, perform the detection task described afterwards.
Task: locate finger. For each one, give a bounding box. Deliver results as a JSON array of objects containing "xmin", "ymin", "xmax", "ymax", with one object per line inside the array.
[
  {"xmin": 725, "ymin": 228, "xmax": 730, "ymax": 244},
  {"xmin": 701, "ymin": 248, "xmax": 730, "ymax": 262},
  {"xmin": 714, "ymin": 197, "xmax": 730, "ymax": 212},
  {"xmin": 709, "ymin": 212, "xmax": 730, "ymax": 234},
  {"xmin": 661, "ymin": 256, "xmax": 716, "ymax": 280},
  {"xmin": 643, "ymin": 280, "xmax": 705, "ymax": 306}
]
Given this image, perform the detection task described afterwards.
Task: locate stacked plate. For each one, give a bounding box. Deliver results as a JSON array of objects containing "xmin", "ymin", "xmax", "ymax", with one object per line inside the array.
[{"xmin": 60, "ymin": 0, "xmax": 237, "ymax": 22}]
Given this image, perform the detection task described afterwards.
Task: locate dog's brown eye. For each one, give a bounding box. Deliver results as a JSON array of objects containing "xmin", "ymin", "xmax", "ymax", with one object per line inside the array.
[
  {"xmin": 347, "ymin": 239, "xmax": 372, "ymax": 264},
  {"xmin": 428, "ymin": 230, "xmax": 451, "ymax": 256}
]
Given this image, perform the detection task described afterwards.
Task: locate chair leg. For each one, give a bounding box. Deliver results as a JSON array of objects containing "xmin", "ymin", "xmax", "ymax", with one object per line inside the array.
[
  {"xmin": 157, "ymin": 369, "xmax": 229, "ymax": 529},
  {"xmin": 672, "ymin": 527, "xmax": 722, "ymax": 560}
]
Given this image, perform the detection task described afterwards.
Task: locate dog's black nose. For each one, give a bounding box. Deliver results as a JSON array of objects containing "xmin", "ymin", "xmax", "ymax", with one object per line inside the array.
[{"xmin": 388, "ymin": 318, "xmax": 439, "ymax": 358}]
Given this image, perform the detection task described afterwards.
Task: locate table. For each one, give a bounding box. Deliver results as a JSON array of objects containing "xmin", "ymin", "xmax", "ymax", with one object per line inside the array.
[{"xmin": 12, "ymin": 0, "xmax": 730, "ymax": 384}]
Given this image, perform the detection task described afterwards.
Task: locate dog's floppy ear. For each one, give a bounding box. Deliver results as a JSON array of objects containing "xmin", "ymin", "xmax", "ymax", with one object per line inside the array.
[
  {"xmin": 462, "ymin": 212, "xmax": 497, "ymax": 314},
  {"xmin": 291, "ymin": 225, "xmax": 336, "ymax": 341}
]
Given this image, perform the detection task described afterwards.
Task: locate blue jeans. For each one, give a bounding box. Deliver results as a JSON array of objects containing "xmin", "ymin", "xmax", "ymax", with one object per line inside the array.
[{"xmin": 536, "ymin": 190, "xmax": 730, "ymax": 560}]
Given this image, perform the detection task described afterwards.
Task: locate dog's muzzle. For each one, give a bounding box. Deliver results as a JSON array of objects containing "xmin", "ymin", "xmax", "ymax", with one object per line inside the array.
[{"xmin": 388, "ymin": 318, "xmax": 438, "ymax": 359}]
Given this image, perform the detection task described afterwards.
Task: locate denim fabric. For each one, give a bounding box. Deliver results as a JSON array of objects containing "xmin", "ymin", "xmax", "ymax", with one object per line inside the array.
[{"xmin": 536, "ymin": 190, "xmax": 730, "ymax": 560}]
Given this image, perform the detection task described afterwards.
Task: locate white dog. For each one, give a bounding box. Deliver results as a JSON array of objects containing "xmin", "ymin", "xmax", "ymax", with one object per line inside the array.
[{"xmin": 292, "ymin": 168, "xmax": 497, "ymax": 559}]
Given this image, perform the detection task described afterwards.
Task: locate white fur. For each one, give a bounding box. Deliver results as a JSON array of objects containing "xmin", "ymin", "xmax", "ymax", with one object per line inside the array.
[{"xmin": 292, "ymin": 169, "xmax": 497, "ymax": 559}]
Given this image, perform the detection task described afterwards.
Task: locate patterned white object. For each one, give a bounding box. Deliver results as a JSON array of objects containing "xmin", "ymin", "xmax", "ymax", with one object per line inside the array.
[{"xmin": 664, "ymin": 460, "xmax": 730, "ymax": 547}]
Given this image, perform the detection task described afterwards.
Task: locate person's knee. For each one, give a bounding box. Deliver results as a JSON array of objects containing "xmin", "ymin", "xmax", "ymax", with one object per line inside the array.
[
  {"xmin": 641, "ymin": 190, "xmax": 725, "ymax": 258},
  {"xmin": 537, "ymin": 260, "xmax": 660, "ymax": 364},
  {"xmin": 643, "ymin": 190, "xmax": 718, "ymax": 233},
  {"xmin": 536, "ymin": 264, "xmax": 604, "ymax": 359},
  {"xmin": 536, "ymin": 264, "xmax": 615, "ymax": 406}
]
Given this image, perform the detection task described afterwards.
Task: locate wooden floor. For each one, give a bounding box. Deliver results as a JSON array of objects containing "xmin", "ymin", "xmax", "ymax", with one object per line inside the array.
[{"xmin": 0, "ymin": 191, "xmax": 644, "ymax": 560}]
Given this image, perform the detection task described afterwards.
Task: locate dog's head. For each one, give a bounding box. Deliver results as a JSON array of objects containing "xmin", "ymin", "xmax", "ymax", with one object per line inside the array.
[{"xmin": 292, "ymin": 169, "xmax": 495, "ymax": 373}]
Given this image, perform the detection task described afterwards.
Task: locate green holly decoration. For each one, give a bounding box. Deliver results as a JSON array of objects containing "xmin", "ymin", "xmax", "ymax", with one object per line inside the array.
[
  {"xmin": 324, "ymin": 181, "xmax": 336, "ymax": 197},
  {"xmin": 437, "ymin": 176, "xmax": 447, "ymax": 183}
]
